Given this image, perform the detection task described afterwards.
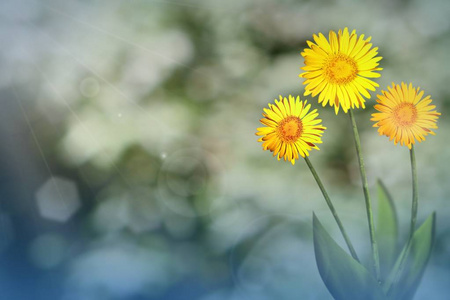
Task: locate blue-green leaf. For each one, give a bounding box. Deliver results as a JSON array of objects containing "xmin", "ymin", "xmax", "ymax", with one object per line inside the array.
[
  {"xmin": 376, "ymin": 180, "xmax": 398, "ymax": 280},
  {"xmin": 313, "ymin": 213, "xmax": 387, "ymax": 300},
  {"xmin": 385, "ymin": 212, "xmax": 436, "ymax": 300}
]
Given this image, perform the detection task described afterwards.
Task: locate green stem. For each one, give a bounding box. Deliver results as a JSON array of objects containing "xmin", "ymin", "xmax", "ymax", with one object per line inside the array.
[
  {"xmin": 387, "ymin": 145, "xmax": 418, "ymax": 294},
  {"xmin": 304, "ymin": 156, "xmax": 360, "ymax": 262},
  {"xmin": 348, "ymin": 109, "xmax": 380, "ymax": 280},
  {"xmin": 409, "ymin": 145, "xmax": 418, "ymax": 242}
]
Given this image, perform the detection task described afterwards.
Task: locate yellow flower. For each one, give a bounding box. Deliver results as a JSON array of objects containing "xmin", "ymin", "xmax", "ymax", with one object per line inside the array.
[
  {"xmin": 371, "ymin": 82, "xmax": 440, "ymax": 149},
  {"xmin": 300, "ymin": 28, "xmax": 382, "ymax": 114},
  {"xmin": 256, "ymin": 95, "xmax": 326, "ymax": 165}
]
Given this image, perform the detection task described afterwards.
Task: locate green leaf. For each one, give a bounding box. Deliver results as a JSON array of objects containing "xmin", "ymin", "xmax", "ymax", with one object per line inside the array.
[
  {"xmin": 376, "ymin": 180, "xmax": 399, "ymax": 280},
  {"xmin": 385, "ymin": 212, "xmax": 436, "ymax": 300},
  {"xmin": 313, "ymin": 213, "xmax": 387, "ymax": 300}
]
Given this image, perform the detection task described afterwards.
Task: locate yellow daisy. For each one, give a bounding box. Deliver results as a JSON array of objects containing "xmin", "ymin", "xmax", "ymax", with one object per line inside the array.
[
  {"xmin": 256, "ymin": 95, "xmax": 326, "ymax": 165},
  {"xmin": 371, "ymin": 82, "xmax": 440, "ymax": 149},
  {"xmin": 300, "ymin": 28, "xmax": 382, "ymax": 114}
]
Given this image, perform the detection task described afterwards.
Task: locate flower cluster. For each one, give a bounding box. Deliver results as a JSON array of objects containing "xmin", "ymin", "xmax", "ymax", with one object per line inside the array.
[{"xmin": 257, "ymin": 27, "xmax": 440, "ymax": 163}]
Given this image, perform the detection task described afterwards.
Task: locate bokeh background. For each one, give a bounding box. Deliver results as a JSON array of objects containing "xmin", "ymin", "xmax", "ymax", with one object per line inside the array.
[{"xmin": 1, "ymin": 0, "xmax": 450, "ymax": 299}]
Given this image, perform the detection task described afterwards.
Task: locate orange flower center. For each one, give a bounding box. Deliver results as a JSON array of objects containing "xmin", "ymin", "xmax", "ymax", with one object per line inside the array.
[
  {"xmin": 324, "ymin": 54, "xmax": 358, "ymax": 85},
  {"xmin": 393, "ymin": 103, "xmax": 417, "ymax": 127},
  {"xmin": 278, "ymin": 116, "xmax": 303, "ymax": 142}
]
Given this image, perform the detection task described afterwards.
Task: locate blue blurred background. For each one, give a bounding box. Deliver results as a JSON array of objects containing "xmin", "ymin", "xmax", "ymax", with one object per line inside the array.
[{"xmin": 1, "ymin": 0, "xmax": 450, "ymax": 299}]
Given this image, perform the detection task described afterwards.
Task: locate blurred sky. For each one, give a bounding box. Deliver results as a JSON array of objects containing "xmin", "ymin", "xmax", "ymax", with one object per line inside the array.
[{"xmin": 1, "ymin": 0, "xmax": 450, "ymax": 299}]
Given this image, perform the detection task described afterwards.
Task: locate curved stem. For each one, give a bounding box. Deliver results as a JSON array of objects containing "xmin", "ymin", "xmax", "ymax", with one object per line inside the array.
[
  {"xmin": 304, "ymin": 156, "xmax": 360, "ymax": 262},
  {"xmin": 348, "ymin": 109, "xmax": 380, "ymax": 280}
]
